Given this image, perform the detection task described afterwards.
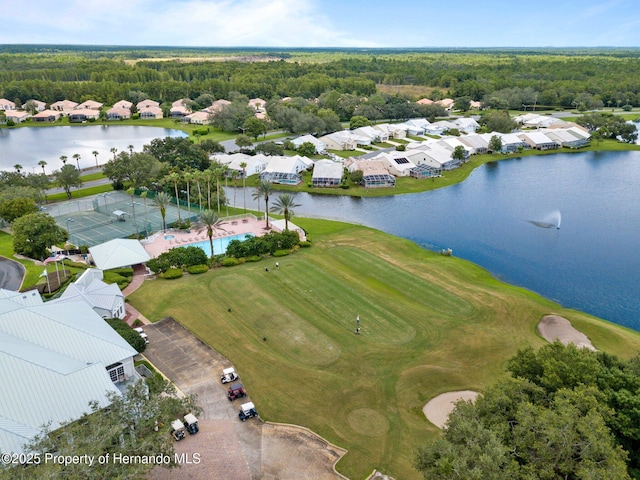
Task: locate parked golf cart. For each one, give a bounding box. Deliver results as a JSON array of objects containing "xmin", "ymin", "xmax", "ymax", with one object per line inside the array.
[
  {"xmin": 221, "ymin": 367, "xmax": 238, "ymax": 384},
  {"xmin": 171, "ymin": 419, "xmax": 186, "ymax": 441},
  {"xmin": 239, "ymin": 402, "xmax": 258, "ymax": 421},
  {"xmin": 183, "ymin": 413, "xmax": 199, "ymax": 434},
  {"xmin": 134, "ymin": 327, "xmax": 149, "ymax": 344},
  {"xmin": 227, "ymin": 382, "xmax": 247, "ymax": 401}
]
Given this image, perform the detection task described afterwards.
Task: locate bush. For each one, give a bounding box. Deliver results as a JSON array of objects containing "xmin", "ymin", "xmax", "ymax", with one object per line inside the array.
[
  {"xmin": 105, "ymin": 318, "xmax": 146, "ymax": 353},
  {"xmin": 272, "ymin": 249, "xmax": 291, "ymax": 257},
  {"xmin": 186, "ymin": 264, "xmax": 209, "ymax": 274},
  {"xmin": 299, "ymin": 241, "xmax": 312, "ymax": 248},
  {"xmin": 103, "ymin": 271, "xmax": 130, "ymax": 289},
  {"xmin": 160, "ymin": 268, "xmax": 183, "ymax": 279},
  {"xmin": 245, "ymin": 255, "xmax": 262, "ymax": 262},
  {"xmin": 221, "ymin": 257, "xmax": 241, "ymax": 267},
  {"xmin": 107, "ymin": 267, "xmax": 134, "ymax": 278}
]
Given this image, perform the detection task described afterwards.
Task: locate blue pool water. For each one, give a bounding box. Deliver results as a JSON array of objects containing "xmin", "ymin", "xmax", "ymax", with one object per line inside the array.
[
  {"xmin": 164, "ymin": 235, "xmax": 175, "ymax": 240},
  {"xmin": 183, "ymin": 233, "xmax": 254, "ymax": 257}
]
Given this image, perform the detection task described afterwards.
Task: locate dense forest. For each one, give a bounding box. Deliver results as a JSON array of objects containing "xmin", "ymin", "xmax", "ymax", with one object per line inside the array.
[{"xmin": 1, "ymin": 46, "xmax": 640, "ymax": 111}]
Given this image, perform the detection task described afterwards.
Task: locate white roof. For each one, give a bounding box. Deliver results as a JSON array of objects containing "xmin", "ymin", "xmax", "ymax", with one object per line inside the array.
[
  {"xmin": 312, "ymin": 160, "xmax": 343, "ymax": 180},
  {"xmin": 263, "ymin": 156, "xmax": 307, "ymax": 175},
  {"xmin": 519, "ymin": 131, "xmax": 557, "ymax": 145},
  {"xmin": 51, "ymin": 269, "xmax": 124, "ymax": 313},
  {"xmin": 89, "ymin": 239, "xmax": 151, "ymax": 270}
]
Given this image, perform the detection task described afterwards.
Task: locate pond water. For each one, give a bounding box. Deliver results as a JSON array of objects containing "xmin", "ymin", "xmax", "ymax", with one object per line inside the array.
[
  {"xmin": 238, "ymin": 150, "xmax": 640, "ymax": 331},
  {"xmin": 0, "ymin": 125, "xmax": 188, "ymax": 174}
]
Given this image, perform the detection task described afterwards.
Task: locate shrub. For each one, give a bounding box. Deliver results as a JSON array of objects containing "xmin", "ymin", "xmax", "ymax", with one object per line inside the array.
[
  {"xmin": 272, "ymin": 249, "xmax": 291, "ymax": 257},
  {"xmin": 108, "ymin": 267, "xmax": 134, "ymax": 278},
  {"xmin": 105, "ymin": 318, "xmax": 146, "ymax": 353},
  {"xmin": 103, "ymin": 271, "xmax": 129, "ymax": 288},
  {"xmin": 221, "ymin": 257, "xmax": 241, "ymax": 267},
  {"xmin": 160, "ymin": 268, "xmax": 183, "ymax": 279},
  {"xmin": 186, "ymin": 264, "xmax": 209, "ymax": 274},
  {"xmin": 299, "ymin": 241, "xmax": 312, "ymax": 248},
  {"xmin": 245, "ymin": 255, "xmax": 262, "ymax": 262}
]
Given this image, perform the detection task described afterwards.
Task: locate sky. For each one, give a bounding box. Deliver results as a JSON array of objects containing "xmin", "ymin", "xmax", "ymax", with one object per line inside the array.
[{"xmin": 0, "ymin": 0, "xmax": 638, "ymax": 48}]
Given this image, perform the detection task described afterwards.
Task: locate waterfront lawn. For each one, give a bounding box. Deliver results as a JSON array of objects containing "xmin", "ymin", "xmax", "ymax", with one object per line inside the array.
[{"xmin": 127, "ymin": 218, "xmax": 640, "ymax": 479}]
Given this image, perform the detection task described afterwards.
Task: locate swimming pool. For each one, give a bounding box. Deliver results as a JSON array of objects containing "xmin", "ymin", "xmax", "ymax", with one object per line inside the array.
[
  {"xmin": 164, "ymin": 234, "xmax": 175, "ymax": 240},
  {"xmin": 182, "ymin": 233, "xmax": 254, "ymax": 257}
]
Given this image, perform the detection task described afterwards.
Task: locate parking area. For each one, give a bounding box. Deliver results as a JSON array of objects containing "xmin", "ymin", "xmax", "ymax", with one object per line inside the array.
[{"xmin": 143, "ymin": 317, "xmax": 347, "ymax": 480}]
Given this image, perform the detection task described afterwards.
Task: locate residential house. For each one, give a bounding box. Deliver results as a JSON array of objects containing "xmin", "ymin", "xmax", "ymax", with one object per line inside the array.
[
  {"xmin": 32, "ymin": 109, "xmax": 62, "ymax": 123},
  {"xmin": 171, "ymin": 105, "xmax": 192, "ymax": 119},
  {"xmin": 181, "ymin": 111, "xmax": 209, "ymax": 124},
  {"xmin": 4, "ymin": 110, "xmax": 31, "ymax": 123},
  {"xmin": 353, "ymin": 125, "xmax": 388, "ymax": 143},
  {"xmin": 0, "ymin": 98, "xmax": 16, "ymax": 110},
  {"xmin": 400, "ymin": 118, "xmax": 430, "ymax": 136},
  {"xmin": 172, "ymin": 98, "xmax": 191, "ymax": 108},
  {"xmin": 260, "ymin": 155, "xmax": 310, "ymax": 185},
  {"xmin": 495, "ymin": 133, "xmax": 528, "ymax": 153},
  {"xmin": 112, "ymin": 100, "xmax": 133, "ymax": 110},
  {"xmin": 139, "ymin": 106, "xmax": 163, "ymax": 119},
  {"xmin": 543, "ymin": 127, "xmax": 590, "ymax": 148},
  {"xmin": 427, "ymin": 120, "xmax": 458, "ymax": 135},
  {"xmin": 136, "ymin": 99, "xmax": 160, "ymax": 110},
  {"xmin": 518, "ymin": 131, "xmax": 560, "ymax": 150},
  {"xmin": 371, "ymin": 151, "xmax": 416, "ymax": 177},
  {"xmin": 69, "ymin": 109, "xmax": 100, "ymax": 123},
  {"xmin": 347, "ymin": 160, "xmax": 396, "ymax": 188},
  {"xmin": 437, "ymin": 137, "xmax": 472, "ymax": 160},
  {"xmin": 312, "ymin": 160, "xmax": 343, "ymax": 187},
  {"xmin": 292, "ymin": 134, "xmax": 325, "ymax": 154},
  {"xmin": 373, "ymin": 123, "xmax": 407, "ymax": 139},
  {"xmin": 106, "ymin": 107, "xmax": 132, "ymax": 120},
  {"xmin": 76, "ymin": 100, "xmax": 103, "ymax": 110},
  {"xmin": 213, "ymin": 152, "xmax": 268, "ymax": 177},
  {"xmin": 410, "ymin": 163, "xmax": 442, "ymax": 178},
  {"xmin": 458, "ymin": 134, "xmax": 489, "ymax": 154},
  {"xmin": 49, "ymin": 269, "xmax": 126, "ymax": 319},
  {"xmin": 453, "ymin": 117, "xmax": 480, "ymax": 134},
  {"xmin": 416, "ymin": 98, "xmax": 434, "ymax": 105},
  {"xmin": 318, "ymin": 131, "xmax": 358, "ymax": 151},
  {"xmin": 26, "ymin": 99, "xmax": 47, "ymax": 112},
  {"xmin": 203, "ymin": 99, "xmax": 231, "ymax": 114},
  {"xmin": 0, "ymin": 288, "xmax": 139, "ymax": 455},
  {"xmin": 437, "ymin": 98, "xmax": 455, "ymax": 111},
  {"xmin": 248, "ymin": 98, "xmax": 266, "ymax": 112},
  {"xmin": 50, "ymin": 99, "xmax": 78, "ymax": 112},
  {"xmin": 469, "ymin": 100, "xmax": 483, "ymax": 110}
]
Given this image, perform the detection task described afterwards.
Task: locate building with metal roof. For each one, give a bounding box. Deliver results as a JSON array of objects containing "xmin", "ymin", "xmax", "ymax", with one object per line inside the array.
[
  {"xmin": 0, "ymin": 290, "xmax": 138, "ymax": 454},
  {"xmin": 88, "ymin": 239, "xmax": 151, "ymax": 270}
]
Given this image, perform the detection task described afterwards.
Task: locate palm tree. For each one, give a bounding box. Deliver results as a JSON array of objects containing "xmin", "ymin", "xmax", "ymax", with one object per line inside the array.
[
  {"xmin": 14, "ymin": 164, "xmax": 23, "ymax": 173},
  {"xmin": 209, "ymin": 162, "xmax": 224, "ymax": 215},
  {"xmin": 72, "ymin": 153, "xmax": 81, "ymax": 170},
  {"xmin": 183, "ymin": 170, "xmax": 193, "ymax": 217},
  {"xmin": 239, "ymin": 161, "xmax": 247, "ymax": 215},
  {"xmin": 140, "ymin": 189, "xmax": 149, "ymax": 236},
  {"xmin": 110, "ymin": 147, "xmax": 118, "ymax": 160},
  {"xmin": 270, "ymin": 193, "xmax": 301, "ymax": 231},
  {"xmin": 198, "ymin": 209, "xmax": 226, "ymax": 259},
  {"xmin": 38, "ymin": 160, "xmax": 47, "ymax": 174},
  {"xmin": 92, "ymin": 150, "xmax": 99, "ymax": 167},
  {"xmin": 128, "ymin": 144, "xmax": 134, "ymax": 154},
  {"xmin": 126, "ymin": 187, "xmax": 139, "ymax": 237},
  {"xmin": 221, "ymin": 164, "xmax": 231, "ymax": 218},
  {"xmin": 152, "ymin": 191, "xmax": 171, "ymax": 231},
  {"xmin": 167, "ymin": 171, "xmax": 182, "ymax": 222},
  {"xmin": 231, "ymin": 170, "xmax": 238, "ymax": 213},
  {"xmin": 192, "ymin": 170, "xmax": 204, "ymax": 213},
  {"xmin": 60, "ymin": 155, "xmax": 68, "ymax": 166},
  {"xmin": 253, "ymin": 180, "xmax": 274, "ymax": 229}
]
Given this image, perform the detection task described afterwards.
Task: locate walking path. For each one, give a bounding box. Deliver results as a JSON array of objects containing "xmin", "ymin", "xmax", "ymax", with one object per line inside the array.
[{"xmin": 122, "ymin": 264, "xmax": 152, "ymax": 325}]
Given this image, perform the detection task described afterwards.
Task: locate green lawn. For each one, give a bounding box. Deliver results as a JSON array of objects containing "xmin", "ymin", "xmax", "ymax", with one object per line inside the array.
[{"xmin": 127, "ymin": 218, "xmax": 640, "ymax": 479}]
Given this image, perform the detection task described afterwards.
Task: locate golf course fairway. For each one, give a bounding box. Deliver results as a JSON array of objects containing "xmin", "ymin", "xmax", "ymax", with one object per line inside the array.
[{"xmin": 128, "ymin": 218, "xmax": 640, "ymax": 479}]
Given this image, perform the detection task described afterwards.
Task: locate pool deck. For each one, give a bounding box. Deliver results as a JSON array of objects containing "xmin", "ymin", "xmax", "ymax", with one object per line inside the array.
[{"xmin": 141, "ymin": 216, "xmax": 270, "ymax": 258}]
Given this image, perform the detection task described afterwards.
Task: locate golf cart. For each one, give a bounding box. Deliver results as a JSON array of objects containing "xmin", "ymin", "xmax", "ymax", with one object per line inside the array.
[
  {"xmin": 171, "ymin": 419, "xmax": 186, "ymax": 441},
  {"xmin": 183, "ymin": 413, "xmax": 199, "ymax": 434},
  {"xmin": 221, "ymin": 367, "xmax": 238, "ymax": 384},
  {"xmin": 134, "ymin": 327, "xmax": 149, "ymax": 344},
  {"xmin": 227, "ymin": 382, "xmax": 247, "ymax": 401},
  {"xmin": 239, "ymin": 402, "xmax": 258, "ymax": 421}
]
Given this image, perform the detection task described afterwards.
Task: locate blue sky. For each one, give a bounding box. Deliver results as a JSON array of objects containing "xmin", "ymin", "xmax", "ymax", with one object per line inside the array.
[{"xmin": 0, "ymin": 0, "xmax": 638, "ymax": 48}]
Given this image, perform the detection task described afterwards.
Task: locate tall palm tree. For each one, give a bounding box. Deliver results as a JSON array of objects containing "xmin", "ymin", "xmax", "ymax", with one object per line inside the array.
[
  {"xmin": 110, "ymin": 147, "xmax": 118, "ymax": 160},
  {"xmin": 270, "ymin": 193, "xmax": 301, "ymax": 231},
  {"xmin": 92, "ymin": 150, "xmax": 99, "ymax": 167},
  {"xmin": 239, "ymin": 161, "xmax": 247, "ymax": 215},
  {"xmin": 38, "ymin": 160, "xmax": 47, "ymax": 174},
  {"xmin": 192, "ymin": 170, "xmax": 204, "ymax": 213},
  {"xmin": 14, "ymin": 164, "xmax": 23, "ymax": 173},
  {"xmin": 126, "ymin": 187, "xmax": 139, "ymax": 237},
  {"xmin": 140, "ymin": 189, "xmax": 149, "ymax": 236},
  {"xmin": 183, "ymin": 170, "xmax": 193, "ymax": 217},
  {"xmin": 167, "ymin": 171, "xmax": 182, "ymax": 222},
  {"xmin": 128, "ymin": 144, "xmax": 134, "ymax": 154},
  {"xmin": 72, "ymin": 153, "xmax": 81, "ymax": 170},
  {"xmin": 209, "ymin": 162, "xmax": 224, "ymax": 215},
  {"xmin": 60, "ymin": 155, "xmax": 68, "ymax": 166},
  {"xmin": 152, "ymin": 191, "xmax": 171, "ymax": 231},
  {"xmin": 221, "ymin": 164, "xmax": 231, "ymax": 218},
  {"xmin": 253, "ymin": 180, "xmax": 274, "ymax": 229},
  {"xmin": 231, "ymin": 170, "xmax": 238, "ymax": 213},
  {"xmin": 198, "ymin": 209, "xmax": 226, "ymax": 259}
]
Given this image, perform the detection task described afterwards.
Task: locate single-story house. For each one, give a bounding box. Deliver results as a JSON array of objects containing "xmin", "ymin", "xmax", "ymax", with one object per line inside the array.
[
  {"xmin": 373, "ymin": 123, "xmax": 407, "ymax": 139},
  {"xmin": 543, "ymin": 128, "xmax": 590, "ymax": 148},
  {"xmin": 312, "ymin": 159, "xmax": 343, "ymax": 187},
  {"xmin": 410, "ymin": 143, "xmax": 461, "ymax": 170},
  {"xmin": 49, "ymin": 268, "xmax": 126, "ymax": 319},
  {"xmin": 260, "ymin": 156, "xmax": 310, "ymax": 185},
  {"xmin": 436, "ymin": 137, "xmax": 472, "ymax": 160},
  {"xmin": 372, "ymin": 151, "xmax": 417, "ymax": 177},
  {"xmin": 26, "ymin": 99, "xmax": 47, "ymax": 112},
  {"xmin": 89, "ymin": 239, "xmax": 151, "ymax": 270},
  {"xmin": 318, "ymin": 131, "xmax": 358, "ymax": 151},
  {"xmin": 0, "ymin": 288, "xmax": 139, "ymax": 455},
  {"xmin": 416, "ymin": 98, "xmax": 434, "ymax": 105},
  {"xmin": 172, "ymin": 98, "xmax": 191, "ymax": 108},
  {"xmin": 171, "ymin": 105, "xmax": 191, "ymax": 118},
  {"xmin": 0, "ymin": 98, "xmax": 16, "ymax": 110},
  {"xmin": 112, "ymin": 100, "xmax": 133, "ymax": 110},
  {"xmin": 4, "ymin": 110, "xmax": 31, "ymax": 123},
  {"xmin": 437, "ymin": 98, "xmax": 455, "ymax": 110},
  {"xmin": 136, "ymin": 99, "xmax": 160, "ymax": 110},
  {"xmin": 353, "ymin": 125, "xmax": 388, "ymax": 143},
  {"xmin": 518, "ymin": 131, "xmax": 560, "ymax": 150},
  {"xmin": 139, "ymin": 106, "xmax": 163, "ymax": 119},
  {"xmin": 181, "ymin": 111, "xmax": 209, "ymax": 124},
  {"xmin": 69, "ymin": 109, "xmax": 100, "ymax": 122},
  {"xmin": 348, "ymin": 160, "xmax": 396, "ymax": 188},
  {"xmin": 427, "ymin": 120, "xmax": 458, "ymax": 135},
  {"xmin": 32, "ymin": 109, "xmax": 62, "ymax": 123},
  {"xmin": 50, "ymin": 99, "xmax": 78, "ymax": 112},
  {"xmin": 203, "ymin": 99, "xmax": 231, "ymax": 114},
  {"xmin": 292, "ymin": 134, "xmax": 325, "ymax": 154},
  {"xmin": 212, "ymin": 153, "xmax": 268, "ymax": 177},
  {"xmin": 248, "ymin": 98, "xmax": 266, "ymax": 112},
  {"xmin": 400, "ymin": 118, "xmax": 430, "ymax": 136},
  {"xmin": 458, "ymin": 134, "xmax": 489, "ymax": 154},
  {"xmin": 495, "ymin": 133, "xmax": 528, "ymax": 153},
  {"xmin": 76, "ymin": 100, "xmax": 103, "ymax": 110},
  {"xmin": 106, "ymin": 107, "xmax": 132, "ymax": 120},
  {"xmin": 453, "ymin": 117, "xmax": 480, "ymax": 133}
]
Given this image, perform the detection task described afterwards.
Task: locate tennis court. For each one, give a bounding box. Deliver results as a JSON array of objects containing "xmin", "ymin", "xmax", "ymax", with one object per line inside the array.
[{"xmin": 45, "ymin": 191, "xmax": 201, "ymax": 247}]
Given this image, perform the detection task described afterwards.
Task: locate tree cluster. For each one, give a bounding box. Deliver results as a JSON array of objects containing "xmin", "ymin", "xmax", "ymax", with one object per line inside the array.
[
  {"xmin": 147, "ymin": 246, "xmax": 209, "ymax": 274},
  {"xmin": 225, "ymin": 230, "xmax": 300, "ymax": 258},
  {"xmin": 105, "ymin": 318, "xmax": 147, "ymax": 353},
  {"xmin": 576, "ymin": 112, "xmax": 639, "ymax": 143},
  {"xmin": 416, "ymin": 342, "xmax": 640, "ymax": 479}
]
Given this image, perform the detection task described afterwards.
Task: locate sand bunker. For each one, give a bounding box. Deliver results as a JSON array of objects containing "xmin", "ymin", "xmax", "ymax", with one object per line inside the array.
[
  {"xmin": 538, "ymin": 315, "xmax": 597, "ymax": 351},
  {"xmin": 423, "ymin": 390, "xmax": 479, "ymax": 429}
]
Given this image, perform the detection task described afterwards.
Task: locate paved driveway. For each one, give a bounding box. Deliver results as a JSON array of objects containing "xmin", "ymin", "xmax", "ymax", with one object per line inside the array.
[
  {"xmin": 144, "ymin": 317, "xmax": 347, "ymax": 480},
  {"xmin": 0, "ymin": 256, "xmax": 25, "ymax": 290}
]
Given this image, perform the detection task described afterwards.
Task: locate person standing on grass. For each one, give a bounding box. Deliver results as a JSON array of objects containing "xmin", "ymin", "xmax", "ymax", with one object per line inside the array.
[{"xmin": 356, "ymin": 315, "xmax": 360, "ymax": 325}]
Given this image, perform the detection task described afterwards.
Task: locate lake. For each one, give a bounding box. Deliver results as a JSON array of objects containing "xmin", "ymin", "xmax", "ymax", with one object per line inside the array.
[
  {"xmin": 0, "ymin": 125, "xmax": 188, "ymax": 174},
  {"xmin": 241, "ymin": 150, "xmax": 640, "ymax": 331}
]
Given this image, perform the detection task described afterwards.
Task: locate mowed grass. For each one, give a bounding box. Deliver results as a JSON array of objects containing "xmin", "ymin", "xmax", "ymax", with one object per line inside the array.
[{"xmin": 128, "ymin": 219, "xmax": 640, "ymax": 479}]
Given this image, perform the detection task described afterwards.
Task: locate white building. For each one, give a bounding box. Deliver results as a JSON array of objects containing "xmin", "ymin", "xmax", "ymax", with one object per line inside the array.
[
  {"xmin": 312, "ymin": 159, "xmax": 343, "ymax": 187},
  {"xmin": 292, "ymin": 134, "xmax": 325, "ymax": 154}
]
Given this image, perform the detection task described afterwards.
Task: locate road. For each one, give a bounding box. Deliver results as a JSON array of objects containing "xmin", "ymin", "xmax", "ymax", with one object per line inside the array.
[{"xmin": 0, "ymin": 256, "xmax": 25, "ymax": 290}]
